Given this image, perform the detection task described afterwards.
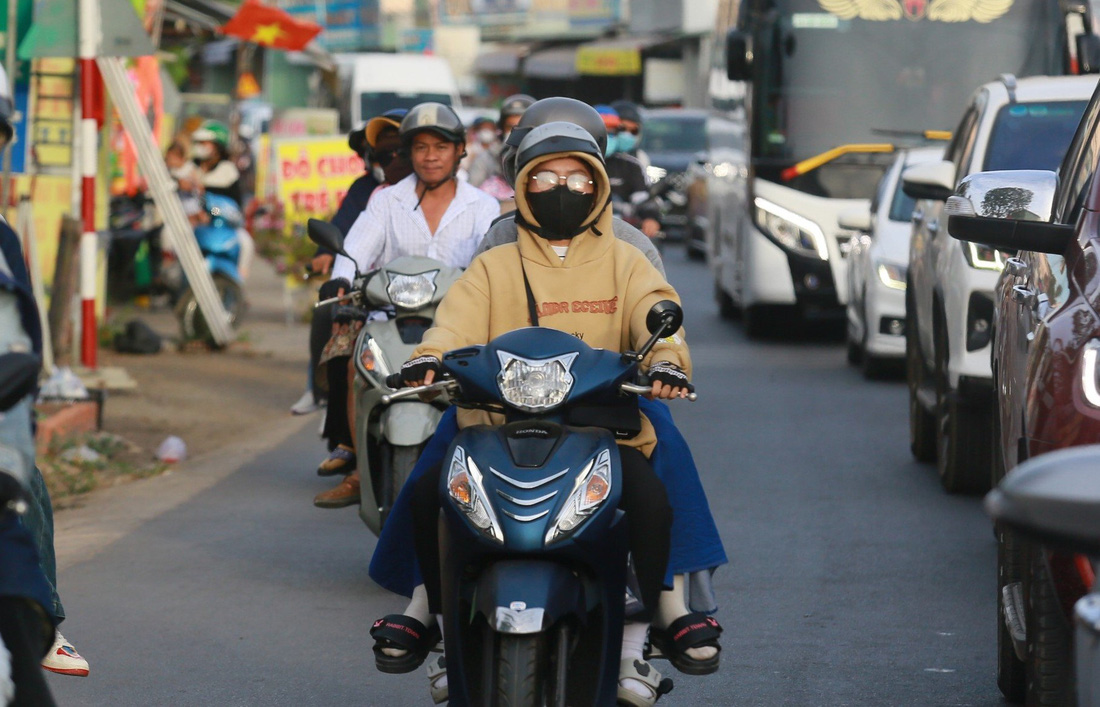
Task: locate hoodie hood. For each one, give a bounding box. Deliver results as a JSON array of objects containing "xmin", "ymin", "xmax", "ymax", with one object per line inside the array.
[{"xmin": 514, "ymin": 150, "xmax": 614, "ymax": 268}]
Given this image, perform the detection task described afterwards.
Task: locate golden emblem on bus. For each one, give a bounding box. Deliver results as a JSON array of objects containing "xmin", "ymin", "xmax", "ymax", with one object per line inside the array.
[{"xmin": 817, "ymin": 0, "xmax": 1012, "ymax": 22}]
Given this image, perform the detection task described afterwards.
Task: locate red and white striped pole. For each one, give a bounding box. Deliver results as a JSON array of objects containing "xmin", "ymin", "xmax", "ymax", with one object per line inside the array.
[{"xmin": 78, "ymin": 0, "xmax": 100, "ymax": 368}]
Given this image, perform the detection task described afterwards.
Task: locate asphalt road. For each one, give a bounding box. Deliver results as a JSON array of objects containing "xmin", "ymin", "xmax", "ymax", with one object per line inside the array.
[{"xmin": 48, "ymin": 247, "xmax": 1003, "ymax": 706}]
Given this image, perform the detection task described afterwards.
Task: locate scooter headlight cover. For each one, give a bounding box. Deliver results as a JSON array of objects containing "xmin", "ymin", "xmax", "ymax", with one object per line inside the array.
[
  {"xmin": 545, "ymin": 449, "xmax": 613, "ymax": 545},
  {"xmin": 387, "ymin": 270, "xmax": 439, "ymax": 310},
  {"xmin": 447, "ymin": 446, "xmax": 504, "ymax": 544},
  {"xmin": 496, "ymin": 351, "xmax": 578, "ymax": 413}
]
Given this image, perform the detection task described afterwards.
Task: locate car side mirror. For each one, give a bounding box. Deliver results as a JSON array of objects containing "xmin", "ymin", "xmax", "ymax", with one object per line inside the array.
[
  {"xmin": 837, "ymin": 208, "xmax": 872, "ymax": 233},
  {"xmin": 1077, "ymin": 33, "xmax": 1100, "ymax": 74},
  {"xmin": 986, "ymin": 445, "xmax": 1100, "ymax": 555},
  {"xmin": 901, "ymin": 160, "xmax": 956, "ymax": 202},
  {"xmin": 945, "ymin": 169, "xmax": 1071, "ymax": 255},
  {"xmin": 726, "ymin": 30, "xmax": 751, "ymax": 81},
  {"xmin": 307, "ymin": 218, "xmax": 349, "ymax": 259}
]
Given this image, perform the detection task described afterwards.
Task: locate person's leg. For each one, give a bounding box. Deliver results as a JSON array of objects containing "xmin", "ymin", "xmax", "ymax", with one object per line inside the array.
[
  {"xmin": 616, "ymin": 446, "xmax": 673, "ymax": 704},
  {"xmin": 22, "ymin": 466, "xmax": 62, "ymax": 623},
  {"xmin": 309, "ymin": 298, "xmax": 333, "ymax": 407},
  {"xmin": 322, "ymin": 355, "xmax": 353, "ymax": 449},
  {"xmin": 409, "ymin": 462, "xmax": 445, "ymax": 616}
]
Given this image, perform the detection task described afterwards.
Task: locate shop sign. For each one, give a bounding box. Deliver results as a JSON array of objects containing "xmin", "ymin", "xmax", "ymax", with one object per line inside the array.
[{"xmin": 273, "ymin": 137, "xmax": 365, "ymax": 233}]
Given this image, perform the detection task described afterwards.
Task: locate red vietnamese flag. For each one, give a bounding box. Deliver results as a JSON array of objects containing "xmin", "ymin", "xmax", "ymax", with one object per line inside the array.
[{"xmin": 221, "ymin": 0, "xmax": 322, "ymax": 52}]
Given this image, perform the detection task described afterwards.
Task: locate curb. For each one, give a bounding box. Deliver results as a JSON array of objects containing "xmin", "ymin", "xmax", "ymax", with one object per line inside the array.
[{"xmin": 36, "ymin": 401, "xmax": 101, "ymax": 454}]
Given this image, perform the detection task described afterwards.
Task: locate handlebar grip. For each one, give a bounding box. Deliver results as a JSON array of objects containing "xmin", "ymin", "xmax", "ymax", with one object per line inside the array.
[{"xmin": 385, "ymin": 373, "xmax": 404, "ymax": 389}]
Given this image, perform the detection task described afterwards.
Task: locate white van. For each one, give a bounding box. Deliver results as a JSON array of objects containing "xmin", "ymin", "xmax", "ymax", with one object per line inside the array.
[{"xmin": 336, "ymin": 53, "xmax": 463, "ymax": 129}]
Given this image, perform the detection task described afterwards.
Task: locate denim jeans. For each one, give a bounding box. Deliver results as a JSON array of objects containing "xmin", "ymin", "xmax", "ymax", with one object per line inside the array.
[{"xmin": 20, "ymin": 464, "xmax": 62, "ymax": 622}]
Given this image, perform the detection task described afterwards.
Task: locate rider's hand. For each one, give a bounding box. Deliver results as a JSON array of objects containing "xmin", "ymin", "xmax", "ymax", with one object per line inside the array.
[
  {"xmin": 400, "ymin": 355, "xmax": 441, "ymax": 388},
  {"xmin": 311, "ymin": 253, "xmax": 334, "ymax": 275},
  {"xmin": 641, "ymin": 218, "xmax": 661, "ymax": 239},
  {"xmin": 648, "ymin": 362, "xmax": 690, "ymax": 400}
]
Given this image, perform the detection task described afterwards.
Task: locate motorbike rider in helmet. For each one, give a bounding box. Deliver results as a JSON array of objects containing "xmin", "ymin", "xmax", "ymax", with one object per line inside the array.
[
  {"xmin": 191, "ymin": 120, "xmax": 242, "ymax": 205},
  {"xmin": 594, "ymin": 105, "xmax": 662, "ymax": 240},
  {"xmin": 610, "ymin": 99, "xmax": 650, "ymax": 168},
  {"xmin": 309, "ymin": 109, "xmax": 415, "ymax": 506},
  {"xmin": 466, "ymin": 94, "xmax": 535, "ymax": 190}
]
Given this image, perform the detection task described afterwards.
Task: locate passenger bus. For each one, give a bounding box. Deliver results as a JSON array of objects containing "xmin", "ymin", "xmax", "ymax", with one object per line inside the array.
[{"xmin": 708, "ymin": 0, "xmax": 1097, "ymax": 335}]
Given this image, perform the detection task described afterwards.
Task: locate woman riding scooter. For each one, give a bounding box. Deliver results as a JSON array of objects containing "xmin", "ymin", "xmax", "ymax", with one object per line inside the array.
[{"xmin": 376, "ymin": 122, "xmax": 714, "ymax": 706}]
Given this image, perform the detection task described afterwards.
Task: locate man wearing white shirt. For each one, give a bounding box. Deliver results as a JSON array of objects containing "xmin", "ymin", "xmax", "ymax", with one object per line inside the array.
[
  {"xmin": 332, "ymin": 103, "xmax": 500, "ymax": 280},
  {"xmin": 320, "ymin": 102, "xmax": 499, "ymax": 508}
]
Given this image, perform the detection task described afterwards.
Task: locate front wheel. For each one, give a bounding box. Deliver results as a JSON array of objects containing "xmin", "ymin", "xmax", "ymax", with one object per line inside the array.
[
  {"xmin": 496, "ymin": 633, "xmax": 547, "ymax": 707},
  {"xmin": 1024, "ymin": 548, "xmax": 1075, "ymax": 706},
  {"xmin": 377, "ymin": 442, "xmax": 425, "ymax": 531},
  {"xmin": 906, "ymin": 304, "xmax": 936, "ymax": 462}
]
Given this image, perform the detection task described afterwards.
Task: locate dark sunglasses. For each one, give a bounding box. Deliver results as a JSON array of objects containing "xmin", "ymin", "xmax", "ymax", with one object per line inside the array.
[
  {"xmin": 372, "ymin": 149, "xmax": 399, "ymax": 167},
  {"xmin": 621, "ymin": 126, "xmax": 640, "ymax": 136}
]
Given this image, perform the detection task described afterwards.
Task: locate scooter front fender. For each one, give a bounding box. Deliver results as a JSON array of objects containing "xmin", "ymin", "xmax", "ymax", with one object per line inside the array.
[
  {"xmin": 475, "ymin": 560, "xmax": 585, "ymax": 635},
  {"xmin": 380, "ymin": 402, "xmax": 442, "ymax": 447}
]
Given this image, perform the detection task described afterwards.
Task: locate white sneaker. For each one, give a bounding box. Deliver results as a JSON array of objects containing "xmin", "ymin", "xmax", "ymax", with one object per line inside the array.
[
  {"xmin": 290, "ymin": 390, "xmax": 324, "ymax": 415},
  {"xmin": 41, "ymin": 631, "xmax": 89, "ymax": 677}
]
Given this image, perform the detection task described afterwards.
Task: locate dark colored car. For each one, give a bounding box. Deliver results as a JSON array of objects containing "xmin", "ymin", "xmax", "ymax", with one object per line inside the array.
[
  {"xmin": 640, "ymin": 109, "xmax": 709, "ymax": 243},
  {"xmin": 946, "ymin": 79, "xmax": 1100, "ymax": 705}
]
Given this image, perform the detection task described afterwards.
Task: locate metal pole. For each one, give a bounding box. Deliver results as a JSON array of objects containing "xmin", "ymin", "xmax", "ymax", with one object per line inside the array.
[
  {"xmin": 1, "ymin": 0, "xmax": 19, "ymax": 209},
  {"xmin": 79, "ymin": 0, "xmax": 100, "ymax": 368}
]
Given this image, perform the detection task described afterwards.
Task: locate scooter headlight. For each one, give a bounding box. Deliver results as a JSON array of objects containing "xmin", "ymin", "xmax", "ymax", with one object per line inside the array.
[
  {"xmin": 447, "ymin": 446, "xmax": 504, "ymax": 544},
  {"xmin": 387, "ymin": 270, "xmax": 439, "ymax": 310},
  {"xmin": 496, "ymin": 352, "xmax": 578, "ymax": 413},
  {"xmin": 545, "ymin": 449, "xmax": 613, "ymax": 545}
]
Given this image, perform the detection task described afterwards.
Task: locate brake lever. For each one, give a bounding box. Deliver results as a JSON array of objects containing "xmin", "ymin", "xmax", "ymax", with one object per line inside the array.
[
  {"xmin": 381, "ymin": 380, "xmax": 458, "ymax": 405},
  {"xmin": 620, "ymin": 382, "xmax": 698, "ymax": 402},
  {"xmin": 314, "ymin": 292, "xmax": 356, "ymax": 309}
]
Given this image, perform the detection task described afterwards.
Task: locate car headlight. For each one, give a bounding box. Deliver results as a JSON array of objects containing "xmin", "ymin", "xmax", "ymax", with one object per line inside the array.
[
  {"xmin": 876, "ymin": 262, "xmax": 907, "ymax": 290},
  {"xmin": 962, "ymin": 242, "xmax": 1005, "ymax": 272},
  {"xmin": 387, "ymin": 270, "xmax": 439, "ymax": 309},
  {"xmin": 545, "ymin": 449, "xmax": 613, "ymax": 545},
  {"xmin": 646, "ymin": 165, "xmax": 667, "ymax": 182},
  {"xmin": 1081, "ymin": 340, "xmax": 1100, "ymax": 409},
  {"xmin": 754, "ymin": 197, "xmax": 829, "ymax": 260},
  {"xmin": 447, "ymin": 446, "xmax": 504, "ymax": 544},
  {"xmin": 496, "ymin": 351, "xmax": 578, "ymax": 413}
]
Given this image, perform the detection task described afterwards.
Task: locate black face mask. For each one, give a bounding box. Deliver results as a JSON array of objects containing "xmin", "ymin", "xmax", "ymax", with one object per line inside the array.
[{"xmin": 526, "ymin": 186, "xmax": 596, "ymax": 240}]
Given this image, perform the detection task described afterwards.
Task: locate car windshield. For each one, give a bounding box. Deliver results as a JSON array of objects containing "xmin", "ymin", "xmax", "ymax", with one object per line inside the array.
[
  {"xmin": 983, "ymin": 101, "xmax": 1089, "ymax": 172},
  {"xmin": 641, "ymin": 117, "xmax": 707, "ymax": 153},
  {"xmin": 360, "ymin": 92, "xmax": 452, "ymax": 121}
]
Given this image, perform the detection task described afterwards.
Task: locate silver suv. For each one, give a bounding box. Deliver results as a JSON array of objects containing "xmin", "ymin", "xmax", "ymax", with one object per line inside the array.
[{"xmin": 903, "ymin": 74, "xmax": 1095, "ymax": 493}]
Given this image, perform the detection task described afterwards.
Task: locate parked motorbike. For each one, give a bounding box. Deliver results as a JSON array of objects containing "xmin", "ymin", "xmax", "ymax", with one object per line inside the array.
[
  {"xmin": 381, "ymin": 300, "xmax": 692, "ymax": 705},
  {"xmin": 986, "ymin": 446, "xmax": 1100, "ymax": 707},
  {"xmin": 106, "ymin": 193, "xmax": 162, "ymax": 303},
  {"xmin": 166, "ymin": 193, "xmax": 246, "ymax": 344},
  {"xmin": 306, "ymin": 219, "xmax": 461, "ymax": 535}
]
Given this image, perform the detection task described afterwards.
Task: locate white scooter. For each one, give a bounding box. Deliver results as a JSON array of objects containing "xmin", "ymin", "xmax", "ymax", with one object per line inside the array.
[{"xmin": 308, "ymin": 220, "xmax": 462, "ymax": 535}]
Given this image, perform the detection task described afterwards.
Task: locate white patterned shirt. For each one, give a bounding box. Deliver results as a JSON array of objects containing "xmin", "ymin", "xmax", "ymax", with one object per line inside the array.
[{"xmin": 332, "ymin": 174, "xmax": 499, "ymax": 280}]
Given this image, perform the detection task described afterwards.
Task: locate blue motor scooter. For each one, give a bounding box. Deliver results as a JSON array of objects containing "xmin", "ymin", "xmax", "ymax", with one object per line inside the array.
[
  {"xmin": 170, "ymin": 193, "xmax": 245, "ymax": 343},
  {"xmin": 384, "ymin": 302, "xmax": 691, "ymax": 706}
]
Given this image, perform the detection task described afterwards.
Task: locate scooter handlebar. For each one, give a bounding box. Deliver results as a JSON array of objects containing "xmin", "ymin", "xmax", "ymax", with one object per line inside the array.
[
  {"xmin": 381, "ymin": 379, "xmax": 456, "ymax": 405},
  {"xmin": 384, "ymin": 372, "xmax": 404, "ymax": 389}
]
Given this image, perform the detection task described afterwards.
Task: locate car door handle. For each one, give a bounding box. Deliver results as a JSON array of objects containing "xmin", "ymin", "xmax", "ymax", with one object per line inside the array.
[
  {"xmin": 1005, "ymin": 257, "xmax": 1028, "ymax": 277},
  {"xmin": 1012, "ymin": 285, "xmax": 1036, "ymax": 307},
  {"xmin": 912, "ymin": 208, "xmax": 923, "ymax": 223},
  {"xmin": 927, "ymin": 219, "xmax": 939, "ymax": 235}
]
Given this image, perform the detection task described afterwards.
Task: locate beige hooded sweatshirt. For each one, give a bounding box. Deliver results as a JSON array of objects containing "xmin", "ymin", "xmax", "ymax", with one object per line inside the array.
[{"xmin": 412, "ymin": 149, "xmax": 690, "ymax": 456}]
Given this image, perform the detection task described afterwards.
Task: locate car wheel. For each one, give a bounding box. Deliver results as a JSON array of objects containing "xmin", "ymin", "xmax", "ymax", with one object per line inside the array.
[
  {"xmin": 906, "ymin": 288, "xmax": 936, "ymax": 462},
  {"xmin": 933, "ymin": 316, "xmax": 991, "ymax": 494},
  {"xmin": 1024, "ymin": 548, "xmax": 1075, "ymax": 706},
  {"xmin": 846, "ymin": 335, "xmax": 861, "ymax": 366},
  {"xmin": 861, "ymin": 328, "xmax": 891, "ymax": 380},
  {"xmin": 686, "ymin": 228, "xmax": 706, "ymax": 261},
  {"xmin": 716, "ymin": 283, "xmax": 739, "ymax": 321},
  {"xmin": 996, "ymin": 526, "xmax": 1027, "ymax": 703},
  {"xmin": 745, "ymin": 305, "xmax": 783, "ymax": 339}
]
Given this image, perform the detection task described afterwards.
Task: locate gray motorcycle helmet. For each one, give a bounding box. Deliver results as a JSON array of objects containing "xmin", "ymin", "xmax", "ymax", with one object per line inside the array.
[
  {"xmin": 502, "ymin": 98, "xmax": 608, "ymax": 187},
  {"xmin": 499, "ymin": 93, "xmax": 536, "ymax": 129},
  {"xmin": 515, "ymin": 121, "xmax": 604, "ymax": 178},
  {"xmin": 399, "ymin": 102, "xmax": 466, "ymax": 150}
]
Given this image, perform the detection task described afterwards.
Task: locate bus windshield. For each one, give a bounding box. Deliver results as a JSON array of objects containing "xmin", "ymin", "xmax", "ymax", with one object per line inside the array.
[{"xmin": 751, "ymin": 0, "xmax": 1065, "ymax": 196}]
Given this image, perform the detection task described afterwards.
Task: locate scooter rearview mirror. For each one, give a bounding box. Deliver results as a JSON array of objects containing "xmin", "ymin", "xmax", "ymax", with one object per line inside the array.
[
  {"xmin": 0, "ymin": 352, "xmax": 41, "ymax": 413},
  {"xmin": 646, "ymin": 300, "xmax": 683, "ymax": 337},
  {"xmin": 307, "ymin": 219, "xmax": 349, "ymax": 258}
]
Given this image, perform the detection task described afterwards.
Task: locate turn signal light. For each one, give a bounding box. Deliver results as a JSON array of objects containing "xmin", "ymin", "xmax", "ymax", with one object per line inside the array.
[{"xmin": 449, "ymin": 471, "xmax": 472, "ymax": 506}]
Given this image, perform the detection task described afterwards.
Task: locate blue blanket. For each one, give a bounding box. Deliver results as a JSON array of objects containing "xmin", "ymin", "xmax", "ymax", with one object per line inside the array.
[{"xmin": 369, "ymin": 398, "xmax": 727, "ymax": 599}]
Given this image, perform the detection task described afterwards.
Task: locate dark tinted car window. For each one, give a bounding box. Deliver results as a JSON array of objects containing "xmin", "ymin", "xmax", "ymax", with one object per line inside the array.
[
  {"xmin": 983, "ymin": 101, "xmax": 1089, "ymax": 172},
  {"xmin": 641, "ymin": 117, "xmax": 707, "ymax": 152}
]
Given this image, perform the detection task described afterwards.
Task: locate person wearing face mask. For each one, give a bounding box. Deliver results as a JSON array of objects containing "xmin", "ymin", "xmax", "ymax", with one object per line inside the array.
[
  {"xmin": 371, "ymin": 122, "xmax": 720, "ymax": 706},
  {"xmin": 595, "ymin": 105, "xmax": 662, "ymax": 240},
  {"xmin": 311, "ymin": 110, "xmax": 421, "ymax": 506},
  {"xmin": 611, "ymin": 99, "xmax": 650, "ymax": 169},
  {"xmin": 190, "ymin": 121, "xmax": 242, "ymax": 204},
  {"xmin": 368, "ymin": 98, "xmax": 726, "ymax": 701},
  {"xmin": 466, "ymin": 94, "xmax": 535, "ymax": 192}
]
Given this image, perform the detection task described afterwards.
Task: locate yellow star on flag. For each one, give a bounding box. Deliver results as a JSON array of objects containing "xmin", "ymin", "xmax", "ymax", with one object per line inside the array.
[{"xmin": 251, "ymin": 23, "xmax": 284, "ymax": 45}]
